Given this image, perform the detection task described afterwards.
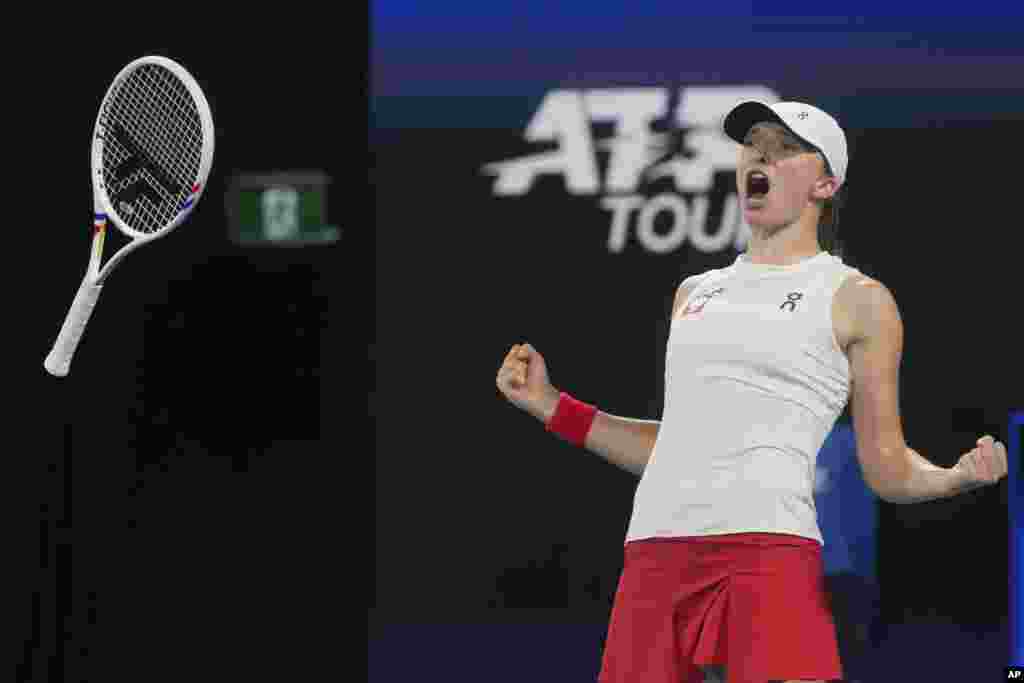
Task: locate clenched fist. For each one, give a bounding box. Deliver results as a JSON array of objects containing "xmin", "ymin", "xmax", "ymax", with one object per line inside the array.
[
  {"xmin": 952, "ymin": 434, "xmax": 1009, "ymax": 492},
  {"xmin": 496, "ymin": 343, "xmax": 560, "ymax": 422}
]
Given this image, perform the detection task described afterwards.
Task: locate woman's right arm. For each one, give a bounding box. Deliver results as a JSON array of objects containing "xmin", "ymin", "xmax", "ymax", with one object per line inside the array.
[{"xmin": 495, "ymin": 278, "xmax": 699, "ymax": 478}]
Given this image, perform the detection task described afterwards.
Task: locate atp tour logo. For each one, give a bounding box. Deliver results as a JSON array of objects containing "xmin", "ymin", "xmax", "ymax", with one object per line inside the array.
[{"xmin": 481, "ymin": 86, "xmax": 779, "ymax": 254}]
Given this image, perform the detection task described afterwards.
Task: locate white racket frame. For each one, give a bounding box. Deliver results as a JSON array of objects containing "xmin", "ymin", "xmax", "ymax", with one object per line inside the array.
[{"xmin": 44, "ymin": 55, "xmax": 215, "ymax": 377}]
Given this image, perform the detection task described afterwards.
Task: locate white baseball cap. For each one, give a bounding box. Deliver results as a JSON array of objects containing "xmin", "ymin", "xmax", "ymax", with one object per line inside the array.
[{"xmin": 722, "ymin": 101, "xmax": 848, "ymax": 186}]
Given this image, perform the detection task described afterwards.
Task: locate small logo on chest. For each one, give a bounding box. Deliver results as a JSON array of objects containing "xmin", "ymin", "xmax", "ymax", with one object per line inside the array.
[
  {"xmin": 680, "ymin": 287, "xmax": 725, "ymax": 317},
  {"xmin": 678, "ymin": 288, "xmax": 807, "ymax": 318},
  {"xmin": 780, "ymin": 291, "xmax": 804, "ymax": 312}
]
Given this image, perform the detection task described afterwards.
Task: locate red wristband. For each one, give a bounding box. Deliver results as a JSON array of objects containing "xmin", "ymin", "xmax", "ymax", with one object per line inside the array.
[{"xmin": 545, "ymin": 392, "xmax": 598, "ymax": 447}]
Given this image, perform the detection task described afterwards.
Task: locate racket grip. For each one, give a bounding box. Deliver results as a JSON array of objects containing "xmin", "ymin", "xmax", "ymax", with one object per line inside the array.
[{"xmin": 44, "ymin": 275, "xmax": 103, "ymax": 377}]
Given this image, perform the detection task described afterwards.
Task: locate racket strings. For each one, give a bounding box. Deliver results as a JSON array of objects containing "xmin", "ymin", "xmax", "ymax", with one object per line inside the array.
[
  {"xmin": 100, "ymin": 63, "xmax": 203, "ymax": 235},
  {"xmin": 115, "ymin": 65, "xmax": 202, "ymax": 189}
]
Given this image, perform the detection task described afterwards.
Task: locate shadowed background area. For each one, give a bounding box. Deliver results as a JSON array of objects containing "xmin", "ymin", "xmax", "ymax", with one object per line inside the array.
[
  {"xmin": 371, "ymin": 4, "xmax": 1020, "ymax": 683},
  {"xmin": 14, "ymin": 28, "xmax": 354, "ymax": 682},
  {"xmin": 10, "ymin": 7, "xmax": 1020, "ymax": 683}
]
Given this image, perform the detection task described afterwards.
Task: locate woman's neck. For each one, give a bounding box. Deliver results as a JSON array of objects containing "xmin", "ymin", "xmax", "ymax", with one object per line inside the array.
[{"xmin": 743, "ymin": 213, "xmax": 823, "ymax": 265}]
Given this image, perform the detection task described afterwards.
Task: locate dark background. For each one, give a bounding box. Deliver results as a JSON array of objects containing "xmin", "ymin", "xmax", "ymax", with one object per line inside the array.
[
  {"xmin": 372, "ymin": 123, "xmax": 1018, "ymax": 683},
  {"xmin": 10, "ymin": 8, "xmax": 1022, "ymax": 683},
  {"xmin": 371, "ymin": 5, "xmax": 1021, "ymax": 683},
  {"xmin": 15, "ymin": 28, "xmax": 354, "ymax": 682}
]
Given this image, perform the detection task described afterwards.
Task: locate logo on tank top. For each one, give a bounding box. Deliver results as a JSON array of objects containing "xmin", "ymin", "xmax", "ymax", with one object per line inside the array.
[
  {"xmin": 679, "ymin": 287, "xmax": 725, "ymax": 318},
  {"xmin": 780, "ymin": 291, "xmax": 804, "ymax": 312}
]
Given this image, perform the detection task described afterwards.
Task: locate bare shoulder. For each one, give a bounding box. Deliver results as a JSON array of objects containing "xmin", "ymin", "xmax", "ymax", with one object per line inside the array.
[
  {"xmin": 835, "ymin": 273, "xmax": 903, "ymax": 348},
  {"xmin": 670, "ymin": 277, "xmax": 701, "ymax": 319}
]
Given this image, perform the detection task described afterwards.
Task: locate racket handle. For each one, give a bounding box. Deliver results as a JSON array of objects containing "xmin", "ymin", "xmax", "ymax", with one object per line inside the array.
[{"xmin": 44, "ymin": 275, "xmax": 103, "ymax": 377}]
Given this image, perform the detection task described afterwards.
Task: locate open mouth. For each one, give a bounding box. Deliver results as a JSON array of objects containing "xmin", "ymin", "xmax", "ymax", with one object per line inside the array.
[{"xmin": 746, "ymin": 170, "xmax": 770, "ymax": 198}]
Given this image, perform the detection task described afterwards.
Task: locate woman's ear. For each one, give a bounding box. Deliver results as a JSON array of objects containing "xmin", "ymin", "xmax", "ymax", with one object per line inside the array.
[{"xmin": 812, "ymin": 176, "xmax": 840, "ymax": 202}]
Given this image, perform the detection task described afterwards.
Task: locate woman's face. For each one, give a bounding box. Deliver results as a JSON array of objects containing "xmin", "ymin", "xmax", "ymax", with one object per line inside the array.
[{"xmin": 736, "ymin": 122, "xmax": 831, "ymax": 230}]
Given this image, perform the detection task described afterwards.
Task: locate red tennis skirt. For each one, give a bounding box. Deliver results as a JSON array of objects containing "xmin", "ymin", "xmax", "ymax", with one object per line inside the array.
[{"xmin": 598, "ymin": 533, "xmax": 843, "ymax": 683}]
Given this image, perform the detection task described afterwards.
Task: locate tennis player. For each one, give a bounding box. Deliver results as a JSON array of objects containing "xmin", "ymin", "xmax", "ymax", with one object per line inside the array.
[{"xmin": 495, "ymin": 100, "xmax": 1008, "ymax": 683}]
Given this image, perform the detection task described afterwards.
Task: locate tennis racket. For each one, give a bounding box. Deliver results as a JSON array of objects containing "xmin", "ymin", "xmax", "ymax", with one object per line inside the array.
[{"xmin": 44, "ymin": 56, "xmax": 215, "ymax": 377}]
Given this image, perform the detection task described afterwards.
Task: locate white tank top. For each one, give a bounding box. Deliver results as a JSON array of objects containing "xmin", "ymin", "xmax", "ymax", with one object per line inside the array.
[{"xmin": 625, "ymin": 250, "xmax": 863, "ymax": 546}]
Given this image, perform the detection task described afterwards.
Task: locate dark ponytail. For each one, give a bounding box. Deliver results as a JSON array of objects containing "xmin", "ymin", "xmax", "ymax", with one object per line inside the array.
[
  {"xmin": 817, "ymin": 187, "xmax": 844, "ymax": 259},
  {"xmin": 809, "ymin": 140, "xmax": 846, "ymax": 259}
]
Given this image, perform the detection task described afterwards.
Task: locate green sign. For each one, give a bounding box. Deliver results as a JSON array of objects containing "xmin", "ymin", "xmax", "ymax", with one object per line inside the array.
[{"xmin": 227, "ymin": 171, "xmax": 339, "ymax": 246}]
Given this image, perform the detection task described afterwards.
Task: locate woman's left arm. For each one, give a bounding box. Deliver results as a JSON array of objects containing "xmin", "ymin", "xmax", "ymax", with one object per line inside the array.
[{"xmin": 843, "ymin": 276, "xmax": 1008, "ymax": 504}]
